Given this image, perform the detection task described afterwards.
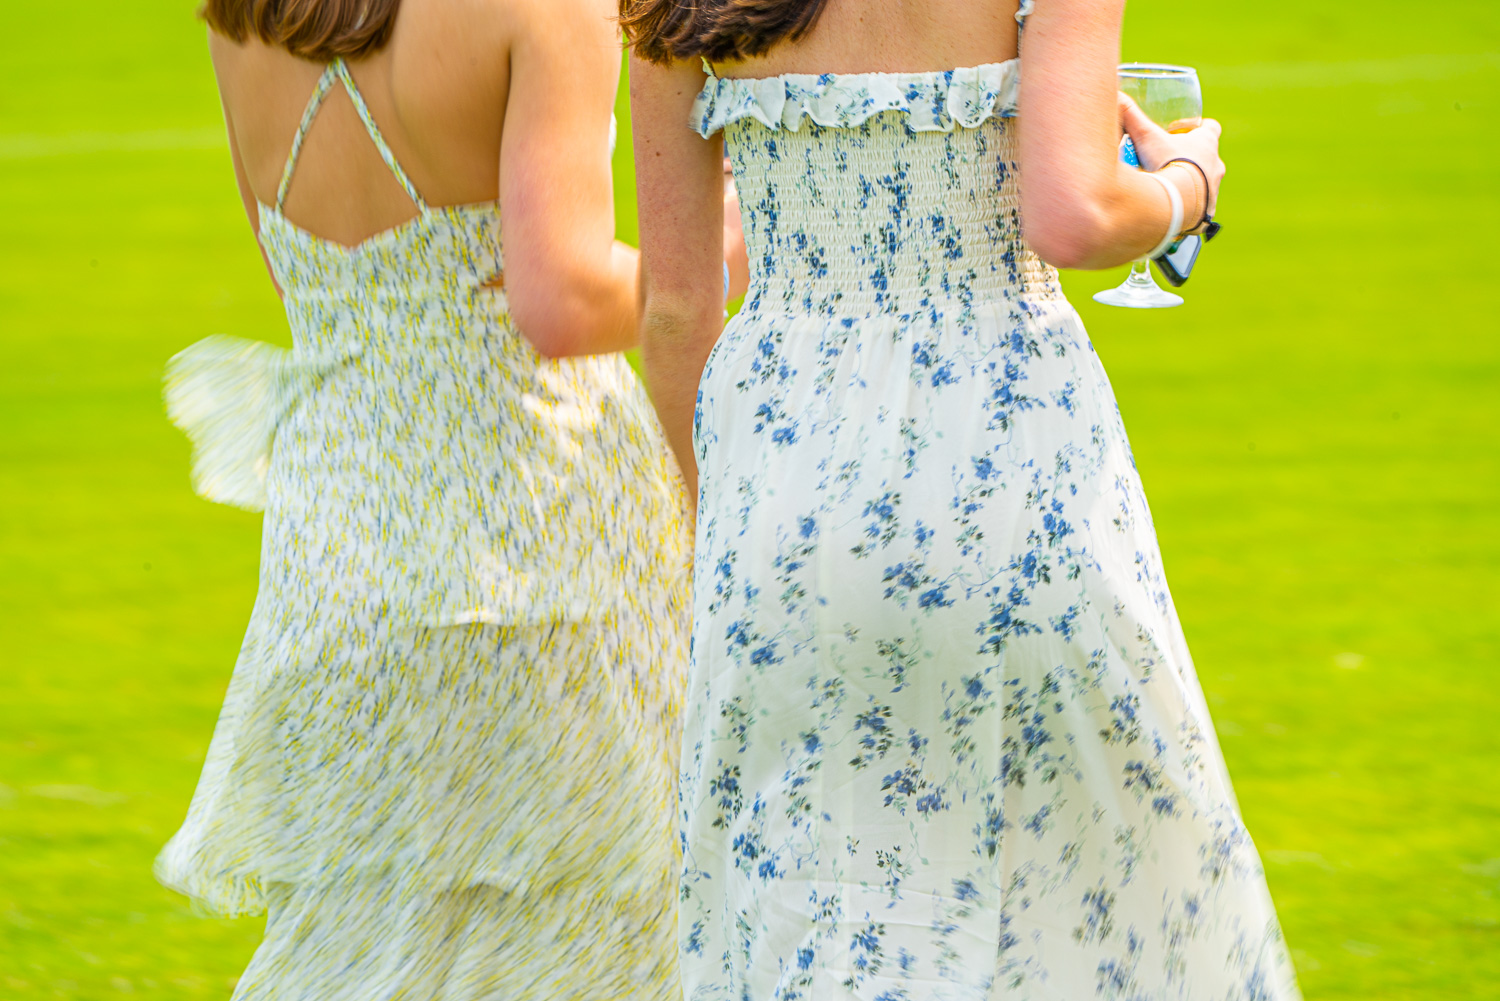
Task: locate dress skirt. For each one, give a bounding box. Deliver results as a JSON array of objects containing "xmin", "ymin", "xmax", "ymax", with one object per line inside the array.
[
  {"xmin": 681, "ymin": 295, "xmax": 1300, "ymax": 1001},
  {"xmin": 160, "ymin": 614, "xmax": 687, "ymax": 1001},
  {"xmin": 240, "ymin": 873, "xmax": 678, "ymax": 1001},
  {"xmin": 158, "ymin": 329, "xmax": 691, "ymax": 1001}
]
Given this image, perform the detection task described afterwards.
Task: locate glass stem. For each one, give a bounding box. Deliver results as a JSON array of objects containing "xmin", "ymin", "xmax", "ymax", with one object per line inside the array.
[{"xmin": 1126, "ymin": 259, "xmax": 1156, "ymax": 287}]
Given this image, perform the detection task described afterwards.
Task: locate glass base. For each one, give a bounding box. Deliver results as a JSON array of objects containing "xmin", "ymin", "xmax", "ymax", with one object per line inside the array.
[{"xmin": 1093, "ymin": 264, "xmax": 1183, "ymax": 308}]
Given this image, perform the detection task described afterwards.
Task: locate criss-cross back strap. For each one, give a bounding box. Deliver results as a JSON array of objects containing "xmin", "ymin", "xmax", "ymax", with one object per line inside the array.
[
  {"xmin": 275, "ymin": 63, "xmax": 338, "ymax": 209},
  {"xmin": 275, "ymin": 57, "xmax": 429, "ymax": 213}
]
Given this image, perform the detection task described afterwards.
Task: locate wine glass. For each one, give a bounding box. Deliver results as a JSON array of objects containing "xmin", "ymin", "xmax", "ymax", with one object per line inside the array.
[{"xmin": 1093, "ymin": 63, "xmax": 1203, "ymax": 309}]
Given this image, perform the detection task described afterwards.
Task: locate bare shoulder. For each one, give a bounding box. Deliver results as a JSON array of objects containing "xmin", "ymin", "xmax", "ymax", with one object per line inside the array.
[
  {"xmin": 205, "ymin": 26, "xmax": 268, "ymax": 93},
  {"xmin": 718, "ymin": 0, "xmax": 1018, "ymax": 77},
  {"xmin": 500, "ymin": 0, "xmax": 619, "ymax": 51},
  {"xmin": 206, "ymin": 28, "xmax": 324, "ymax": 131},
  {"xmin": 394, "ymin": 0, "xmax": 517, "ymax": 71},
  {"xmin": 388, "ymin": 0, "xmax": 616, "ymax": 95}
]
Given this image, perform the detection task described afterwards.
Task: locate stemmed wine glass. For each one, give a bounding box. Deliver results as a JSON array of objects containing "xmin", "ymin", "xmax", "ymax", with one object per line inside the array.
[{"xmin": 1093, "ymin": 63, "xmax": 1203, "ymax": 309}]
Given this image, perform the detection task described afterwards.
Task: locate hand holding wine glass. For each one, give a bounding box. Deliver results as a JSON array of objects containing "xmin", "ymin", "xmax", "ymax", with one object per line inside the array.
[
  {"xmin": 1118, "ymin": 94, "xmax": 1225, "ymax": 230},
  {"xmin": 1094, "ymin": 63, "xmax": 1225, "ymax": 308}
]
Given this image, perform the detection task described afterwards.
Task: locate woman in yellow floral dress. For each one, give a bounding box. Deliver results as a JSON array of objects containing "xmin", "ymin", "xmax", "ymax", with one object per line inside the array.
[{"xmin": 154, "ymin": 0, "xmax": 717, "ymax": 997}]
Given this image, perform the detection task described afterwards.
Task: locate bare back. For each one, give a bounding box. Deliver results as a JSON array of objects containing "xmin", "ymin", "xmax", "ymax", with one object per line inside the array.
[
  {"xmin": 712, "ymin": 0, "xmax": 1020, "ymax": 78},
  {"xmin": 211, "ymin": 0, "xmax": 516, "ymax": 247},
  {"xmin": 210, "ymin": 0, "xmax": 621, "ymax": 255}
]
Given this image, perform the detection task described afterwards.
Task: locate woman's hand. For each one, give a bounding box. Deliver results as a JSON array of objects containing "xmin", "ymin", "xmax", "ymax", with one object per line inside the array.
[
  {"xmin": 1118, "ymin": 92, "xmax": 1225, "ymax": 223},
  {"xmin": 1017, "ymin": 0, "xmax": 1220, "ymax": 268}
]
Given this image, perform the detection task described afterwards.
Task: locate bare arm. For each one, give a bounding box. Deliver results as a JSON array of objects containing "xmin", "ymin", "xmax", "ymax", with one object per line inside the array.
[
  {"xmin": 630, "ymin": 55, "xmax": 726, "ymax": 495},
  {"xmin": 1017, "ymin": 0, "xmax": 1223, "ymax": 270},
  {"xmin": 499, "ymin": 0, "xmax": 638, "ymax": 358}
]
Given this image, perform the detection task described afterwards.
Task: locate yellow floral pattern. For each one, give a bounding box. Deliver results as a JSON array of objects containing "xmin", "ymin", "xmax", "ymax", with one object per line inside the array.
[{"xmin": 156, "ymin": 59, "xmax": 691, "ymax": 1001}]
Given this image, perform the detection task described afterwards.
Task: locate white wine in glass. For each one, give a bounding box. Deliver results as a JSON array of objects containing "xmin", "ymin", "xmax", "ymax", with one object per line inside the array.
[{"xmin": 1094, "ymin": 63, "xmax": 1203, "ymax": 309}]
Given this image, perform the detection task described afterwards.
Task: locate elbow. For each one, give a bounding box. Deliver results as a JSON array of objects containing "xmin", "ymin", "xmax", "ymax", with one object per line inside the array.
[
  {"xmin": 508, "ymin": 280, "xmax": 616, "ymax": 360},
  {"xmin": 510, "ymin": 306, "xmax": 583, "ymax": 359},
  {"xmin": 1024, "ymin": 198, "xmax": 1117, "ymax": 271},
  {"xmin": 1028, "ymin": 228, "xmax": 1105, "ymax": 272},
  {"xmin": 639, "ymin": 291, "xmax": 723, "ymax": 363},
  {"xmin": 1023, "ymin": 172, "xmax": 1147, "ymax": 271},
  {"xmin": 513, "ymin": 308, "xmax": 589, "ymax": 360}
]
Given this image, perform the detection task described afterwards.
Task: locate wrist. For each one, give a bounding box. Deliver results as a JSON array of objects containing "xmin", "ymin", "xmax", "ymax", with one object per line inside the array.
[
  {"xmin": 1161, "ymin": 160, "xmax": 1209, "ymax": 232},
  {"xmin": 1142, "ymin": 170, "xmax": 1185, "ymax": 261}
]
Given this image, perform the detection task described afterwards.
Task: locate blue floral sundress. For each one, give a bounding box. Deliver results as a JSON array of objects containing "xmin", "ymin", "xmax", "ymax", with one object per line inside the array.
[{"xmin": 680, "ymin": 47, "xmax": 1301, "ymax": 1001}]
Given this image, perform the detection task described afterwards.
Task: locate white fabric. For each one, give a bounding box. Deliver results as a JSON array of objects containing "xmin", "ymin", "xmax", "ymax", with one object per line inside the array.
[
  {"xmin": 692, "ymin": 60, "xmax": 1021, "ymax": 137},
  {"xmin": 678, "ymin": 65, "xmax": 1301, "ymax": 1001}
]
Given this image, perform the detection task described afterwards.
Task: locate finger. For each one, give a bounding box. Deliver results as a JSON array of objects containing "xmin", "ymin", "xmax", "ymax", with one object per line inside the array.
[
  {"xmin": 1120, "ymin": 98, "xmax": 1169, "ymax": 142},
  {"xmin": 1197, "ymin": 117, "xmax": 1223, "ymax": 138}
]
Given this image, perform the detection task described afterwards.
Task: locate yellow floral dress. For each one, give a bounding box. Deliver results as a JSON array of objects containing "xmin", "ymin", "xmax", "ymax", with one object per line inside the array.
[{"xmin": 155, "ymin": 60, "xmax": 691, "ymax": 1001}]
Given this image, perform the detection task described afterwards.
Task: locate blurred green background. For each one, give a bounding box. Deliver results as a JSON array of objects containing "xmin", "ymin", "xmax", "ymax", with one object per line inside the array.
[{"xmin": 2, "ymin": 1, "xmax": 1496, "ymax": 998}]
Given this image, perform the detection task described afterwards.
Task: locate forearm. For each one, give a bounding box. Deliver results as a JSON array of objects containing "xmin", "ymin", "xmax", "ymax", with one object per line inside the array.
[
  {"xmin": 507, "ymin": 240, "xmax": 640, "ymax": 358},
  {"xmin": 1017, "ymin": 0, "xmax": 1217, "ymax": 272},
  {"xmin": 576, "ymin": 240, "xmax": 641, "ymax": 356},
  {"xmin": 639, "ymin": 305, "xmax": 720, "ymax": 497},
  {"xmin": 1042, "ymin": 160, "xmax": 1204, "ymax": 270},
  {"xmin": 627, "ymin": 53, "xmax": 727, "ymax": 495}
]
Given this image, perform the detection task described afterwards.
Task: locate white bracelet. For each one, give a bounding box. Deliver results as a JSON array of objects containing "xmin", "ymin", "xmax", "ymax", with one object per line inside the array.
[{"xmin": 1144, "ymin": 170, "xmax": 1184, "ymax": 260}]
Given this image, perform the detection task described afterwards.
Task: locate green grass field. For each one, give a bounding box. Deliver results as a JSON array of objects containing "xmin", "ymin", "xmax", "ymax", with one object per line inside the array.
[{"xmin": 2, "ymin": 2, "xmax": 1497, "ymax": 998}]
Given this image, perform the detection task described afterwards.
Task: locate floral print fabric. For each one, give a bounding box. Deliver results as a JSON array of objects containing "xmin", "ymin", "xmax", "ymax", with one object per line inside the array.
[
  {"xmin": 692, "ymin": 61, "xmax": 1020, "ymax": 137},
  {"xmin": 681, "ymin": 66, "xmax": 1300, "ymax": 1001},
  {"xmin": 157, "ymin": 60, "xmax": 691, "ymax": 1001},
  {"xmin": 235, "ymin": 862, "xmax": 679, "ymax": 1001}
]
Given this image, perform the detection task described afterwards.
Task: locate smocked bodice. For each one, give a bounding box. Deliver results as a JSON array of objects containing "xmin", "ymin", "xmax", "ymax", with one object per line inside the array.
[{"xmin": 695, "ymin": 59, "xmax": 1062, "ymax": 316}]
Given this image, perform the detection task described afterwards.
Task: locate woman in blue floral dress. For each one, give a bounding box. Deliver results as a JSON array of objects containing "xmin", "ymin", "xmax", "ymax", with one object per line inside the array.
[{"xmin": 624, "ymin": 0, "xmax": 1300, "ymax": 998}]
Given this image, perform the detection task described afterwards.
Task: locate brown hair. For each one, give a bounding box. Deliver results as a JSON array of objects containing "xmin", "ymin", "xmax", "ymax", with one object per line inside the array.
[
  {"xmin": 201, "ymin": 0, "xmax": 402, "ymax": 62},
  {"xmin": 620, "ymin": 0, "xmax": 832, "ymax": 66}
]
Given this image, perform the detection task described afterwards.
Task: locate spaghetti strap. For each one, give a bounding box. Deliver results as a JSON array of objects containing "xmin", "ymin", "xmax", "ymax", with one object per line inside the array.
[
  {"xmin": 330, "ymin": 60, "xmax": 429, "ymax": 212},
  {"xmin": 275, "ymin": 58, "xmax": 429, "ymax": 214},
  {"xmin": 275, "ymin": 64, "xmax": 339, "ymax": 210}
]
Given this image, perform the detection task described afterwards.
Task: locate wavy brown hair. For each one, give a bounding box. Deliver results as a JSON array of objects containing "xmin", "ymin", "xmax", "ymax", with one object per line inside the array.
[
  {"xmin": 620, "ymin": 0, "xmax": 832, "ymax": 65},
  {"xmin": 201, "ymin": 0, "xmax": 402, "ymax": 62}
]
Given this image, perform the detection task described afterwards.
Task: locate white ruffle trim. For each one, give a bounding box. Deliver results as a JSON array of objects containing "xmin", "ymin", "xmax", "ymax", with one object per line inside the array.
[
  {"xmin": 164, "ymin": 335, "xmax": 358, "ymax": 511},
  {"xmin": 691, "ymin": 59, "xmax": 1020, "ymax": 138}
]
